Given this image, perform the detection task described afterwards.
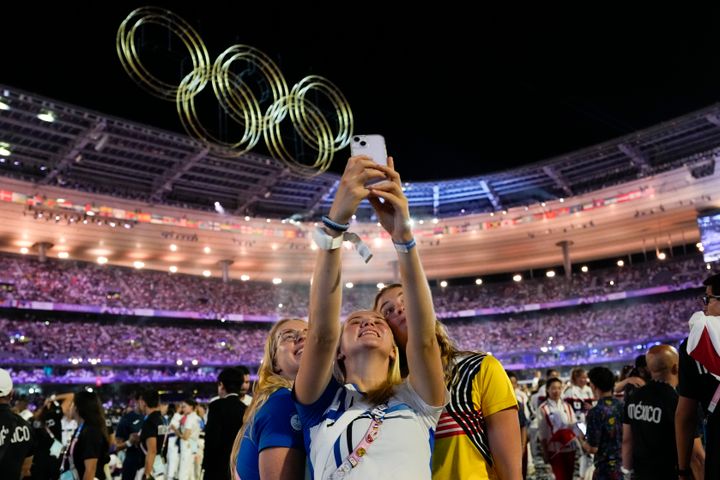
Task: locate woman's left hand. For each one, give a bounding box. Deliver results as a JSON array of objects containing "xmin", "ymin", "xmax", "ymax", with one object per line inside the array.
[{"xmin": 368, "ymin": 157, "xmax": 412, "ymax": 243}]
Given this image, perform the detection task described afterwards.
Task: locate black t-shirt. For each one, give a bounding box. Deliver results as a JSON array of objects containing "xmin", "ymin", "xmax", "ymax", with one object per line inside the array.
[
  {"xmin": 69, "ymin": 423, "xmax": 109, "ymax": 479},
  {"xmin": 623, "ymin": 380, "xmax": 678, "ymax": 479},
  {"xmin": 29, "ymin": 400, "xmax": 64, "ymax": 478},
  {"xmin": 139, "ymin": 411, "xmax": 168, "ymax": 460},
  {"xmin": 678, "ymin": 338, "xmax": 720, "ymax": 479},
  {"xmin": 0, "ymin": 404, "xmax": 35, "ymax": 480}
]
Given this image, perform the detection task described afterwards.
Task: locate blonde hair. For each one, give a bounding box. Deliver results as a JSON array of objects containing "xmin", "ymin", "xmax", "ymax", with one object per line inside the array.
[
  {"xmin": 334, "ymin": 310, "xmax": 403, "ymax": 405},
  {"xmin": 229, "ymin": 318, "xmax": 305, "ymax": 479},
  {"xmin": 374, "ymin": 283, "xmax": 474, "ymax": 384}
]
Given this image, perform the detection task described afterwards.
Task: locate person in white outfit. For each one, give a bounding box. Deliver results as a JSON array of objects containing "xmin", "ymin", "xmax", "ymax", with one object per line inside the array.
[
  {"xmin": 539, "ymin": 377, "xmax": 578, "ymax": 480},
  {"xmin": 177, "ymin": 398, "xmax": 200, "ymax": 480},
  {"xmin": 166, "ymin": 405, "xmax": 183, "ymax": 480},
  {"xmin": 563, "ymin": 367, "xmax": 595, "ymax": 479}
]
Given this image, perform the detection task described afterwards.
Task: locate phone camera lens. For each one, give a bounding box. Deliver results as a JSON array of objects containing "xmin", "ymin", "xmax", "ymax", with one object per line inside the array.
[
  {"xmin": 360, "ymin": 141, "xmax": 367, "ymax": 146},
  {"xmin": 353, "ymin": 136, "xmax": 360, "ymax": 142}
]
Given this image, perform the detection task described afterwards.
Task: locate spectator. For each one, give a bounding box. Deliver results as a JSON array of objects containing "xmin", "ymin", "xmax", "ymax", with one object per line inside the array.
[
  {"xmin": 0, "ymin": 368, "xmax": 34, "ymax": 480},
  {"xmin": 676, "ymin": 273, "xmax": 720, "ymax": 480},
  {"xmin": 202, "ymin": 367, "xmax": 247, "ymax": 480},
  {"xmin": 581, "ymin": 367, "xmax": 623, "ymax": 480}
]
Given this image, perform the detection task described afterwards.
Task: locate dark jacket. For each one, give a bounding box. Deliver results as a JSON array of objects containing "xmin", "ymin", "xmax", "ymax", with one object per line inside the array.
[{"xmin": 202, "ymin": 394, "xmax": 246, "ymax": 480}]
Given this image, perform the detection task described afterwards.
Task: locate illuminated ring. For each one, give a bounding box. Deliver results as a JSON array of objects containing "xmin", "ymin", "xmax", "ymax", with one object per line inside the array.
[
  {"xmin": 264, "ymin": 94, "xmax": 334, "ymax": 176},
  {"xmin": 117, "ymin": 7, "xmax": 210, "ymax": 101},
  {"xmin": 288, "ymin": 76, "xmax": 354, "ymax": 152}
]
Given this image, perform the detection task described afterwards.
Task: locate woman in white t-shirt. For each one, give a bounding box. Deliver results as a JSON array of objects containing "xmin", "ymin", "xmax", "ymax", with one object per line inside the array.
[{"xmin": 293, "ymin": 156, "xmax": 447, "ymax": 480}]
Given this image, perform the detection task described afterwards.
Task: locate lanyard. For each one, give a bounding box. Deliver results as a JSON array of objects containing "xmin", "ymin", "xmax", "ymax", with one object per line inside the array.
[
  {"xmin": 330, "ymin": 403, "xmax": 387, "ymax": 479},
  {"xmin": 60, "ymin": 423, "xmax": 83, "ymax": 472}
]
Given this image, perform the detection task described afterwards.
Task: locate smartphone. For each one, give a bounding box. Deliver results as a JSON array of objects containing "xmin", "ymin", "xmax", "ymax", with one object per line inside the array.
[
  {"xmin": 575, "ymin": 422, "xmax": 587, "ymax": 436},
  {"xmin": 350, "ymin": 134, "xmax": 387, "ymax": 166}
]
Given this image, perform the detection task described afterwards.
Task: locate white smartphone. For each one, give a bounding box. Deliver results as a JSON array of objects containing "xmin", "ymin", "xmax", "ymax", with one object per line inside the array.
[{"xmin": 350, "ymin": 134, "xmax": 387, "ymax": 166}]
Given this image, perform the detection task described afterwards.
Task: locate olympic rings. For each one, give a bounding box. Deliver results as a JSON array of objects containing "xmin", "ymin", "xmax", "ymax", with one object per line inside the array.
[{"xmin": 117, "ymin": 7, "xmax": 353, "ymax": 176}]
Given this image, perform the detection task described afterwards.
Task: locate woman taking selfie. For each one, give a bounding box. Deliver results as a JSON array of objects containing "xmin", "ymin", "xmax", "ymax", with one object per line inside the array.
[{"xmin": 293, "ymin": 155, "xmax": 447, "ymax": 479}]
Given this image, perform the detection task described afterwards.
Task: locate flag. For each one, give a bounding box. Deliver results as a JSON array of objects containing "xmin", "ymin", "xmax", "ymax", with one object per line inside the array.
[{"xmin": 687, "ymin": 311, "xmax": 720, "ymax": 379}]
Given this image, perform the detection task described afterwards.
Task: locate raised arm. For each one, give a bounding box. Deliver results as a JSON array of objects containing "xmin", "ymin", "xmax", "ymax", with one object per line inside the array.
[
  {"xmin": 368, "ymin": 157, "xmax": 445, "ymax": 406},
  {"xmin": 294, "ymin": 156, "xmax": 387, "ymax": 405}
]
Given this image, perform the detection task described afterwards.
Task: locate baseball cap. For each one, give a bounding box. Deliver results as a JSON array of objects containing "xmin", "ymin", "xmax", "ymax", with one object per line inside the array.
[{"xmin": 0, "ymin": 368, "xmax": 13, "ymax": 396}]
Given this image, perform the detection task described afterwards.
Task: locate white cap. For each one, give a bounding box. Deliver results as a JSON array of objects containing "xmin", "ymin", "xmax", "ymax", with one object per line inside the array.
[{"xmin": 0, "ymin": 369, "xmax": 13, "ymax": 396}]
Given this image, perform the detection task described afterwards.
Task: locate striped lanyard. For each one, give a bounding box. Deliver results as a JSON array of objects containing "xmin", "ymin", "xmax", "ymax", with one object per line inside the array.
[{"xmin": 330, "ymin": 403, "xmax": 387, "ymax": 479}]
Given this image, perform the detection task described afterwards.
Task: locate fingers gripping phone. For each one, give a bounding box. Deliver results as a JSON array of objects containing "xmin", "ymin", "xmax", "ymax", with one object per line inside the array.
[{"xmin": 350, "ymin": 134, "xmax": 387, "ymax": 166}]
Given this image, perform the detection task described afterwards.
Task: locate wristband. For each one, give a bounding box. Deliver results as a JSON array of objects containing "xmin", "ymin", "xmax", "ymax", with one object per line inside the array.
[
  {"xmin": 321, "ymin": 215, "xmax": 350, "ymax": 232},
  {"xmin": 393, "ymin": 238, "xmax": 416, "ymax": 253}
]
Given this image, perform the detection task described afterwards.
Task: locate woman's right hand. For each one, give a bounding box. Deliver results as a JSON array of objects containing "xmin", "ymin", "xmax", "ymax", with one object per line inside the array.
[{"xmin": 327, "ymin": 156, "xmax": 387, "ymax": 225}]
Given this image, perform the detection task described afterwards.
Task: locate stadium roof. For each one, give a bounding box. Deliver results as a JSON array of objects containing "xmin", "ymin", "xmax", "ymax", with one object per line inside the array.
[{"xmin": 1, "ymin": 84, "xmax": 719, "ymax": 221}]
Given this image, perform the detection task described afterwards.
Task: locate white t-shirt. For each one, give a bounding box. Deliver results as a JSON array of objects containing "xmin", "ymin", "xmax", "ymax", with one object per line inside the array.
[
  {"xmin": 295, "ymin": 379, "xmax": 445, "ymax": 480},
  {"xmin": 179, "ymin": 411, "xmax": 201, "ymax": 453}
]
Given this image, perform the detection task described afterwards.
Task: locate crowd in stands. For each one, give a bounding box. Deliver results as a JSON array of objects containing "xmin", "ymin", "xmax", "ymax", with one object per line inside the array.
[
  {"xmin": 0, "ymin": 252, "xmax": 707, "ymax": 317},
  {"xmin": 3, "ymin": 366, "xmax": 221, "ymax": 384},
  {"xmin": 1, "ymin": 293, "xmax": 700, "ymax": 374}
]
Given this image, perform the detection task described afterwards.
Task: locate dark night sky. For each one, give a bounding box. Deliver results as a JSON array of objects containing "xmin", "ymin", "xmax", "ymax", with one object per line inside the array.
[{"xmin": 3, "ymin": 3, "xmax": 720, "ymax": 181}]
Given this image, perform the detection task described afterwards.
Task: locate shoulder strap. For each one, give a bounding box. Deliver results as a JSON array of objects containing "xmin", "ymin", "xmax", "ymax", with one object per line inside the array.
[{"xmin": 314, "ymin": 389, "xmax": 373, "ymax": 475}]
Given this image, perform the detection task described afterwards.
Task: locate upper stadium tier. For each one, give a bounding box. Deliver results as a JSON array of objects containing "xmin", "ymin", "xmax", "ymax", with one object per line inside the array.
[{"xmin": 0, "ymin": 85, "xmax": 719, "ymax": 281}]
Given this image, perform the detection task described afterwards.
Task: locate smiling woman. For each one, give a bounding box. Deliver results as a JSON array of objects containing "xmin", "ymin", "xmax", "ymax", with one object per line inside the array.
[
  {"xmin": 292, "ymin": 155, "xmax": 447, "ymax": 479},
  {"xmin": 230, "ymin": 317, "xmax": 308, "ymax": 480}
]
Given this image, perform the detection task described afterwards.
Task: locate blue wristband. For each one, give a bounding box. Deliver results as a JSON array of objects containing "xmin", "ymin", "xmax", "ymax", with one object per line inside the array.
[
  {"xmin": 321, "ymin": 215, "xmax": 350, "ymax": 232},
  {"xmin": 393, "ymin": 238, "xmax": 416, "ymax": 253}
]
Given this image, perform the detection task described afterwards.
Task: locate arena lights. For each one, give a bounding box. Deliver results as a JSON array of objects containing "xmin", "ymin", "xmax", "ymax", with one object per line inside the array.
[
  {"xmin": 559, "ymin": 198, "xmax": 565, "ymax": 203},
  {"xmin": 244, "ymin": 216, "xmax": 251, "ymax": 221},
  {"xmin": 557, "ymin": 345, "xmax": 566, "ymax": 352},
  {"xmin": 475, "ymin": 278, "xmax": 483, "ymax": 285},
  {"xmin": 513, "ymin": 274, "xmax": 522, "ymax": 282},
  {"xmin": 58, "ymin": 251, "xmax": 69, "ymax": 259},
  {"xmin": 203, "ymin": 246, "xmax": 211, "ymax": 254},
  {"xmin": 432, "ymin": 218, "xmax": 439, "ymax": 224},
  {"xmin": 707, "ymin": 264, "xmax": 712, "ymax": 270},
  {"xmin": 310, "ymin": 243, "xmax": 318, "ymax": 251},
  {"xmin": 546, "ymin": 270, "xmax": 555, "ymax": 278},
  {"xmin": 170, "ymin": 244, "xmax": 178, "ymax": 252},
  {"xmin": 97, "ymin": 256, "xmax": 108, "ymax": 265},
  {"xmin": 616, "ymin": 260, "xmax": 625, "ymax": 267},
  {"xmin": 37, "ymin": 110, "xmax": 56, "ymax": 122},
  {"xmin": 0, "ymin": 142, "xmax": 11, "ymax": 156},
  {"xmin": 176, "ymin": 359, "xmax": 183, "ymax": 366},
  {"xmin": 609, "ymin": 280, "xmax": 615, "ymax": 286},
  {"xmin": 541, "ymin": 202, "xmax": 546, "ymax": 207},
  {"xmin": 278, "ymin": 303, "xmax": 283, "ymax": 309},
  {"xmin": 240, "ymin": 274, "xmax": 250, "ymax": 281},
  {"xmin": 581, "ymin": 265, "xmax": 589, "ymax": 273},
  {"xmin": 19, "ymin": 247, "xmax": 28, "ymax": 254},
  {"xmin": 133, "ymin": 261, "xmax": 145, "ymax": 269},
  {"xmin": 169, "ymin": 265, "xmax": 178, "ymax": 273},
  {"xmin": 697, "ymin": 242, "xmax": 704, "ymax": 252},
  {"xmin": 202, "ymin": 270, "xmax": 211, "ymax": 277},
  {"xmin": 540, "ymin": 346, "xmax": 548, "ymax": 353},
  {"xmin": 440, "ymin": 280, "xmax": 448, "ymax": 288},
  {"xmin": 0, "ymin": 99, "xmax": 9, "ymax": 110},
  {"xmin": 345, "ymin": 282, "xmax": 354, "ymax": 289},
  {"xmin": 377, "ymin": 282, "xmax": 385, "ymax": 289},
  {"xmin": 657, "ymin": 252, "xmax": 667, "ymax": 260},
  {"xmin": 272, "ymin": 277, "xmax": 282, "ymax": 285},
  {"xmin": 191, "ymin": 359, "xmax": 199, "ymax": 366}
]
